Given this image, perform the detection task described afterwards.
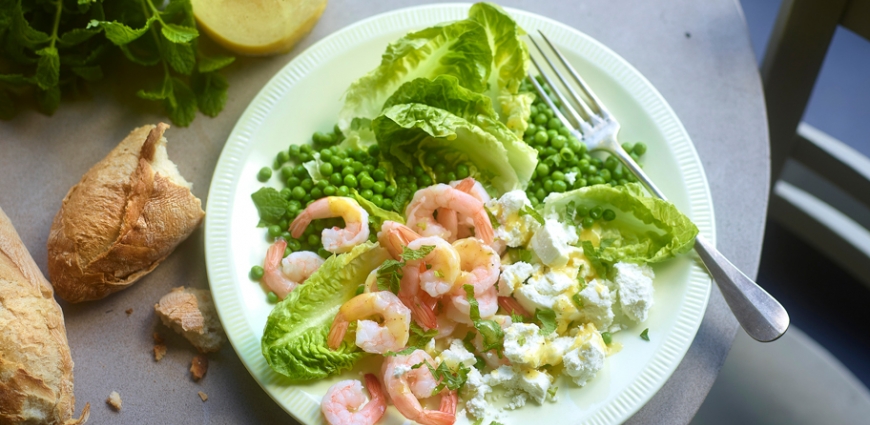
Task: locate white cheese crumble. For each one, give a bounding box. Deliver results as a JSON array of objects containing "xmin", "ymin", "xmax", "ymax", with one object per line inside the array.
[
  {"xmin": 503, "ymin": 323, "xmax": 573, "ymax": 369},
  {"xmin": 613, "ymin": 262, "xmax": 655, "ymax": 323},
  {"xmin": 529, "ymin": 219, "xmax": 580, "ymax": 268},
  {"xmin": 486, "ymin": 190, "xmax": 541, "ymax": 247},
  {"xmin": 562, "ymin": 324, "xmax": 607, "ymax": 386},
  {"xmin": 497, "ymin": 261, "xmax": 534, "ymax": 297},
  {"xmin": 575, "ymin": 279, "xmax": 615, "ymax": 330},
  {"xmin": 437, "ymin": 339, "xmax": 477, "ymax": 370},
  {"xmin": 463, "ymin": 367, "xmax": 492, "ymax": 420}
]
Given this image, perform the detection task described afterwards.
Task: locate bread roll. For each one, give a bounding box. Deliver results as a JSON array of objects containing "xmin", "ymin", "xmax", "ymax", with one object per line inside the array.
[
  {"xmin": 155, "ymin": 287, "xmax": 225, "ymax": 353},
  {"xmin": 47, "ymin": 123, "xmax": 205, "ymax": 303},
  {"xmin": 0, "ymin": 206, "xmax": 89, "ymax": 424}
]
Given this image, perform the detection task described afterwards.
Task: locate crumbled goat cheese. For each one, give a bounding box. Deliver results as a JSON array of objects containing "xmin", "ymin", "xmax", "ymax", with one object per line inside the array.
[{"xmin": 613, "ymin": 262, "xmax": 655, "ymax": 323}]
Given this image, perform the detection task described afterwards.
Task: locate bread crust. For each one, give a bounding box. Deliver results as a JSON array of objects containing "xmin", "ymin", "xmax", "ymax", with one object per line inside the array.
[
  {"xmin": 47, "ymin": 124, "xmax": 205, "ymax": 303},
  {"xmin": 0, "ymin": 206, "xmax": 89, "ymax": 424}
]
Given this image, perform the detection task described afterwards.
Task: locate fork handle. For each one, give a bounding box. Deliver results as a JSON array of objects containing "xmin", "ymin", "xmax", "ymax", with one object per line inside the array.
[{"xmin": 602, "ymin": 137, "xmax": 790, "ymax": 342}]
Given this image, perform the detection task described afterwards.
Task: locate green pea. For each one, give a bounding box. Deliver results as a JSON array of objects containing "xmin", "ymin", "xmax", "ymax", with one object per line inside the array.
[
  {"xmin": 413, "ymin": 165, "xmax": 425, "ymax": 177},
  {"xmin": 418, "ymin": 174, "xmax": 433, "ymax": 187},
  {"xmin": 299, "ymin": 152, "xmax": 313, "ymax": 163},
  {"xmin": 343, "ymin": 174, "xmax": 358, "ymax": 188},
  {"xmin": 318, "ymin": 248, "xmax": 331, "ymax": 259},
  {"xmin": 589, "ymin": 206, "xmax": 602, "ymax": 219},
  {"xmin": 279, "ymin": 187, "xmax": 292, "ymax": 200},
  {"xmin": 283, "ymin": 246, "xmax": 292, "ymax": 257},
  {"xmin": 397, "ymin": 175, "xmax": 409, "ymax": 185},
  {"xmin": 250, "ymin": 265, "xmax": 264, "ymax": 280},
  {"xmin": 257, "ymin": 167, "xmax": 272, "ymax": 182},
  {"xmin": 559, "ymin": 126, "xmax": 571, "ymax": 137},
  {"xmin": 382, "ymin": 198, "xmax": 394, "ymax": 210},
  {"xmin": 323, "ymin": 185, "xmax": 336, "ymax": 196},
  {"xmin": 543, "ymin": 179, "xmax": 554, "ymax": 192},
  {"xmin": 291, "ymin": 186, "xmax": 306, "ymax": 200},
  {"xmin": 550, "ymin": 135, "xmax": 566, "ymax": 150},
  {"xmin": 293, "ymin": 165, "xmax": 308, "ymax": 179},
  {"xmin": 534, "ymin": 131, "xmax": 549, "ymax": 144},
  {"xmin": 621, "ymin": 142, "xmax": 634, "ymax": 153},
  {"xmin": 289, "ymin": 200, "xmax": 302, "ymax": 210},
  {"xmin": 288, "ymin": 145, "xmax": 301, "ymax": 159},
  {"xmin": 552, "ymin": 171, "xmax": 566, "ymax": 182},
  {"xmin": 280, "ymin": 164, "xmax": 294, "ymax": 180},
  {"xmin": 350, "ymin": 161, "xmax": 362, "ymax": 173},
  {"xmin": 546, "ymin": 129, "xmax": 558, "ymax": 141},
  {"xmin": 361, "ymin": 189, "xmax": 374, "ymax": 200},
  {"xmin": 552, "ymin": 180, "xmax": 567, "ymax": 192},
  {"xmin": 372, "ymin": 181, "xmax": 386, "ymax": 194},
  {"xmin": 547, "ymin": 117, "xmax": 562, "ymax": 130},
  {"xmin": 446, "ymin": 171, "xmax": 457, "ymax": 182},
  {"xmin": 582, "ymin": 216, "xmax": 594, "ymax": 228},
  {"xmin": 589, "ymin": 176, "xmax": 606, "ymax": 186},
  {"xmin": 341, "ymin": 166, "xmax": 355, "ymax": 176},
  {"xmin": 311, "ymin": 187, "xmax": 323, "ymax": 198},
  {"xmin": 576, "ymin": 205, "xmax": 589, "ymax": 217},
  {"xmin": 276, "ymin": 150, "xmax": 290, "ymax": 165},
  {"xmin": 367, "ymin": 144, "xmax": 381, "ymax": 157},
  {"xmin": 329, "ymin": 155, "xmax": 343, "ymax": 168},
  {"xmin": 308, "ymin": 234, "xmax": 321, "ymax": 246},
  {"xmin": 360, "ymin": 175, "xmax": 375, "ymax": 190},
  {"xmin": 319, "ymin": 162, "xmax": 334, "ymax": 176},
  {"xmin": 524, "ymin": 123, "xmax": 538, "ymax": 137},
  {"xmin": 536, "ymin": 163, "xmax": 550, "ymax": 177},
  {"xmin": 300, "ymin": 179, "xmax": 313, "ymax": 190},
  {"xmin": 534, "ymin": 113, "xmax": 548, "ymax": 126},
  {"xmin": 435, "ymin": 171, "xmax": 448, "ymax": 183},
  {"xmin": 456, "ymin": 164, "xmax": 470, "ymax": 179},
  {"xmin": 612, "ymin": 166, "xmax": 625, "ymax": 180},
  {"xmin": 633, "ymin": 143, "xmax": 647, "ymax": 156},
  {"xmin": 384, "ymin": 185, "xmax": 398, "ymax": 198},
  {"xmin": 267, "ymin": 292, "xmax": 279, "ymax": 303},
  {"xmin": 535, "ymin": 188, "xmax": 546, "ymax": 201},
  {"xmin": 574, "ymin": 178, "xmax": 588, "ymax": 189},
  {"xmin": 300, "ymin": 144, "xmax": 313, "ymax": 154},
  {"xmin": 424, "ymin": 152, "xmax": 439, "ymax": 167},
  {"xmin": 287, "ymin": 239, "xmax": 302, "ymax": 251},
  {"xmin": 601, "ymin": 332, "xmax": 612, "ymax": 345},
  {"xmin": 543, "ymin": 108, "xmax": 555, "ymax": 118},
  {"xmin": 605, "ymin": 156, "xmax": 619, "ymax": 171},
  {"xmin": 600, "ymin": 169, "xmax": 612, "ymax": 182},
  {"xmin": 312, "ymin": 131, "xmax": 333, "ymax": 145},
  {"xmin": 268, "ymin": 224, "xmax": 282, "ymax": 237},
  {"xmin": 560, "ymin": 147, "xmax": 575, "ymax": 161},
  {"xmin": 528, "ymin": 195, "xmax": 539, "ymax": 206},
  {"xmin": 530, "ymin": 104, "xmax": 539, "ymax": 116},
  {"xmin": 585, "ymin": 165, "xmax": 598, "ymax": 175},
  {"xmin": 326, "ymin": 173, "xmax": 341, "ymax": 186},
  {"xmin": 602, "ymin": 209, "xmax": 616, "ymax": 221},
  {"xmin": 320, "ymin": 148, "xmax": 333, "ymax": 160},
  {"xmin": 409, "ymin": 182, "xmax": 418, "ymax": 192},
  {"xmin": 373, "ymin": 168, "xmax": 386, "ymax": 181}
]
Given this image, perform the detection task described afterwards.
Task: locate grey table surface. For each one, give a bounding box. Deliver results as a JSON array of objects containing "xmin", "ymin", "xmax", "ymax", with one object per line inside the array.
[{"xmin": 0, "ymin": 0, "xmax": 769, "ymax": 423}]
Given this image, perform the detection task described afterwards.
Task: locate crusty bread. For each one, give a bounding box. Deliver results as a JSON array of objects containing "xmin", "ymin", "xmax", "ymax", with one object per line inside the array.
[
  {"xmin": 47, "ymin": 123, "xmax": 205, "ymax": 303},
  {"xmin": 0, "ymin": 206, "xmax": 90, "ymax": 424},
  {"xmin": 154, "ymin": 287, "xmax": 225, "ymax": 353}
]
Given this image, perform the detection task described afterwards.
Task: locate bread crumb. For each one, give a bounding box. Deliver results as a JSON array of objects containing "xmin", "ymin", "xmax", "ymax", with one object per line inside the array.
[
  {"xmin": 153, "ymin": 344, "xmax": 167, "ymax": 361},
  {"xmin": 198, "ymin": 391, "xmax": 208, "ymax": 402},
  {"xmin": 107, "ymin": 391, "xmax": 122, "ymax": 411},
  {"xmin": 155, "ymin": 287, "xmax": 225, "ymax": 353},
  {"xmin": 126, "ymin": 308, "xmax": 133, "ymax": 315},
  {"xmin": 190, "ymin": 354, "xmax": 208, "ymax": 381},
  {"xmin": 153, "ymin": 332, "xmax": 164, "ymax": 344}
]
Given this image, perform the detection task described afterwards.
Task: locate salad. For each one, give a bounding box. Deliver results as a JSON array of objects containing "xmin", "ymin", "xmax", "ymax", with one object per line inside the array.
[{"xmin": 247, "ymin": 3, "xmax": 698, "ymax": 425}]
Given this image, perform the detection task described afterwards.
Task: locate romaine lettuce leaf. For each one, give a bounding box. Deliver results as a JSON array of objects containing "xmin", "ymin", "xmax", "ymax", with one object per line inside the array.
[
  {"xmin": 469, "ymin": 2, "xmax": 532, "ymax": 134},
  {"xmin": 381, "ymin": 76, "xmax": 537, "ymax": 190},
  {"xmin": 543, "ymin": 183, "xmax": 698, "ymax": 263},
  {"xmin": 337, "ymin": 19, "xmax": 492, "ymax": 146},
  {"xmin": 261, "ymin": 242, "xmax": 390, "ymax": 381},
  {"xmin": 352, "ymin": 191, "xmax": 405, "ymax": 229},
  {"xmin": 374, "ymin": 102, "xmax": 522, "ymax": 193}
]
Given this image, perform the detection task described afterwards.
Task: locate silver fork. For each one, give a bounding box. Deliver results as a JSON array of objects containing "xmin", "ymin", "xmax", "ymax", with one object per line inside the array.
[{"xmin": 528, "ymin": 31, "xmax": 789, "ymax": 342}]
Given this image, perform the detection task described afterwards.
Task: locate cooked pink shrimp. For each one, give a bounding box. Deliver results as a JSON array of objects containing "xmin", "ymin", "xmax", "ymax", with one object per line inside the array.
[
  {"xmin": 327, "ymin": 291, "xmax": 411, "ymax": 354},
  {"xmin": 290, "ymin": 197, "xmax": 370, "ymax": 253},
  {"xmin": 405, "ymin": 184, "xmax": 494, "ymax": 245},
  {"xmin": 383, "ymin": 350, "xmax": 458, "ymax": 425},
  {"xmin": 321, "ymin": 374, "xmax": 386, "ymax": 425},
  {"xmin": 406, "ymin": 237, "xmax": 461, "ymax": 297},
  {"xmin": 442, "ymin": 238, "xmax": 500, "ymax": 323},
  {"xmin": 498, "ymin": 296, "xmax": 532, "ymax": 319},
  {"xmin": 376, "ymin": 221, "xmax": 439, "ymax": 329},
  {"xmin": 377, "ymin": 220, "xmax": 420, "ymax": 259},
  {"xmin": 436, "ymin": 178, "xmax": 492, "ymax": 241},
  {"xmin": 435, "ymin": 314, "xmax": 457, "ymax": 340},
  {"xmin": 262, "ymin": 240, "xmax": 323, "ymax": 300}
]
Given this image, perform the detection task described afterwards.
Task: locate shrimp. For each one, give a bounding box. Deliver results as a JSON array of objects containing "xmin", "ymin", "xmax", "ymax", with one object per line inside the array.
[
  {"xmin": 443, "ymin": 238, "xmax": 500, "ymax": 323},
  {"xmin": 262, "ymin": 240, "xmax": 323, "ymax": 300},
  {"xmin": 383, "ymin": 350, "xmax": 458, "ymax": 425},
  {"xmin": 321, "ymin": 374, "xmax": 386, "ymax": 425},
  {"xmin": 406, "ymin": 237, "xmax": 461, "ymax": 297},
  {"xmin": 405, "ymin": 184, "xmax": 494, "ymax": 245},
  {"xmin": 290, "ymin": 197, "xmax": 370, "ymax": 253},
  {"xmin": 376, "ymin": 221, "xmax": 439, "ymax": 329},
  {"xmin": 435, "ymin": 178, "xmax": 492, "ymax": 241},
  {"xmin": 378, "ymin": 220, "xmax": 420, "ymax": 259},
  {"xmin": 327, "ymin": 291, "xmax": 411, "ymax": 354},
  {"xmin": 498, "ymin": 296, "xmax": 532, "ymax": 319}
]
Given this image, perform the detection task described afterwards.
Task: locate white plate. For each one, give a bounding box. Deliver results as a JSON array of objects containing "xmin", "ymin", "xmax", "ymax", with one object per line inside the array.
[{"xmin": 205, "ymin": 4, "xmax": 715, "ymax": 424}]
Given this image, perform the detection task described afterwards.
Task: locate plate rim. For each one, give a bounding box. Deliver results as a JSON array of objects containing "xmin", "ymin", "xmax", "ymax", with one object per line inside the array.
[{"xmin": 204, "ymin": 3, "xmax": 716, "ymax": 424}]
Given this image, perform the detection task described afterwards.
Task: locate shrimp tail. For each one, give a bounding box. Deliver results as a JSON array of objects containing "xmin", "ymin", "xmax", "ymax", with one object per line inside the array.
[
  {"xmin": 415, "ymin": 410, "xmax": 456, "ymax": 425},
  {"xmin": 453, "ymin": 178, "xmax": 476, "ymax": 193},
  {"xmin": 403, "ymin": 294, "xmax": 439, "ymax": 330},
  {"xmin": 473, "ymin": 212, "xmax": 494, "ymax": 245},
  {"xmin": 498, "ymin": 296, "xmax": 532, "ymax": 319},
  {"xmin": 439, "ymin": 390, "xmax": 458, "ymax": 415},
  {"xmin": 327, "ymin": 312, "xmax": 349, "ymax": 350},
  {"xmin": 289, "ymin": 212, "xmax": 311, "ymax": 238},
  {"xmin": 363, "ymin": 374, "xmax": 387, "ymax": 419}
]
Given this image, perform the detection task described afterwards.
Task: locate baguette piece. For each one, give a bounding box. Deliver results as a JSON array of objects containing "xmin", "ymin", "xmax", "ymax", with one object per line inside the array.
[
  {"xmin": 155, "ymin": 287, "xmax": 225, "ymax": 353},
  {"xmin": 47, "ymin": 123, "xmax": 205, "ymax": 303},
  {"xmin": 0, "ymin": 206, "xmax": 90, "ymax": 424}
]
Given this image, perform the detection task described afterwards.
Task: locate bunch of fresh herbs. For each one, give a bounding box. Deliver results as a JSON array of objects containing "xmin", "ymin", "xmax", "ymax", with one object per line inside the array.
[{"xmin": 0, "ymin": 0, "xmax": 234, "ymax": 126}]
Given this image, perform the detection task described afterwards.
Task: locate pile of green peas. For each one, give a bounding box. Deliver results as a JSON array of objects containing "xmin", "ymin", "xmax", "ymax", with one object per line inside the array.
[
  {"xmin": 570, "ymin": 204, "xmax": 617, "ymax": 228},
  {"xmin": 518, "ymin": 76, "xmax": 647, "ymax": 205}
]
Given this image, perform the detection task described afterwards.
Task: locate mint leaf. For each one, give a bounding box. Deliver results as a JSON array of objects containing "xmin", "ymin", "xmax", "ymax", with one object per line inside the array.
[
  {"xmin": 535, "ymin": 308, "xmax": 557, "ymax": 335},
  {"xmin": 71, "ymin": 66, "xmax": 103, "ymax": 82},
  {"xmin": 464, "ymin": 284, "xmax": 504, "ymax": 353},
  {"xmin": 640, "ymin": 328, "xmax": 650, "ymax": 341},
  {"xmin": 58, "ymin": 28, "xmax": 99, "ymax": 47},
  {"xmin": 35, "ymin": 47, "xmax": 59, "ymax": 90},
  {"xmin": 427, "ymin": 360, "xmax": 470, "ymax": 393},
  {"xmin": 161, "ymin": 38, "xmax": 195, "ymax": 75},
  {"xmin": 0, "ymin": 74, "xmax": 33, "ymax": 86},
  {"xmin": 401, "ymin": 245, "xmax": 435, "ymax": 261},
  {"xmin": 519, "ymin": 205, "xmax": 544, "ymax": 225},
  {"xmin": 137, "ymin": 75, "xmax": 173, "ymax": 101},
  {"xmin": 511, "ymin": 313, "xmax": 524, "ymax": 323},
  {"xmin": 161, "ymin": 23, "xmax": 198, "ymax": 43},
  {"xmin": 166, "ymin": 77, "xmax": 196, "ymax": 126},
  {"xmin": 36, "ymin": 85, "xmax": 60, "ymax": 115},
  {"xmin": 191, "ymin": 72, "xmax": 227, "ymax": 117},
  {"xmin": 376, "ymin": 259, "xmax": 404, "ymax": 294},
  {"xmin": 12, "ymin": 5, "xmax": 51, "ymax": 49},
  {"xmin": 250, "ymin": 187, "xmax": 289, "ymax": 224},
  {"xmin": 119, "ymin": 44, "xmax": 161, "ymax": 66},
  {"xmin": 92, "ymin": 17, "xmax": 157, "ymax": 46},
  {"xmin": 198, "ymin": 54, "xmax": 235, "ymax": 73}
]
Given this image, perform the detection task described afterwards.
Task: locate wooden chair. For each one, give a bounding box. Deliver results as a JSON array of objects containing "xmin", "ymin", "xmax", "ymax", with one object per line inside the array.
[{"xmin": 762, "ymin": 0, "xmax": 870, "ymax": 285}]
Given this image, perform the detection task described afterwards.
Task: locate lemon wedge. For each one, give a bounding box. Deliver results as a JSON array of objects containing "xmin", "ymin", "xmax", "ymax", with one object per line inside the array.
[{"xmin": 192, "ymin": 0, "xmax": 328, "ymax": 56}]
